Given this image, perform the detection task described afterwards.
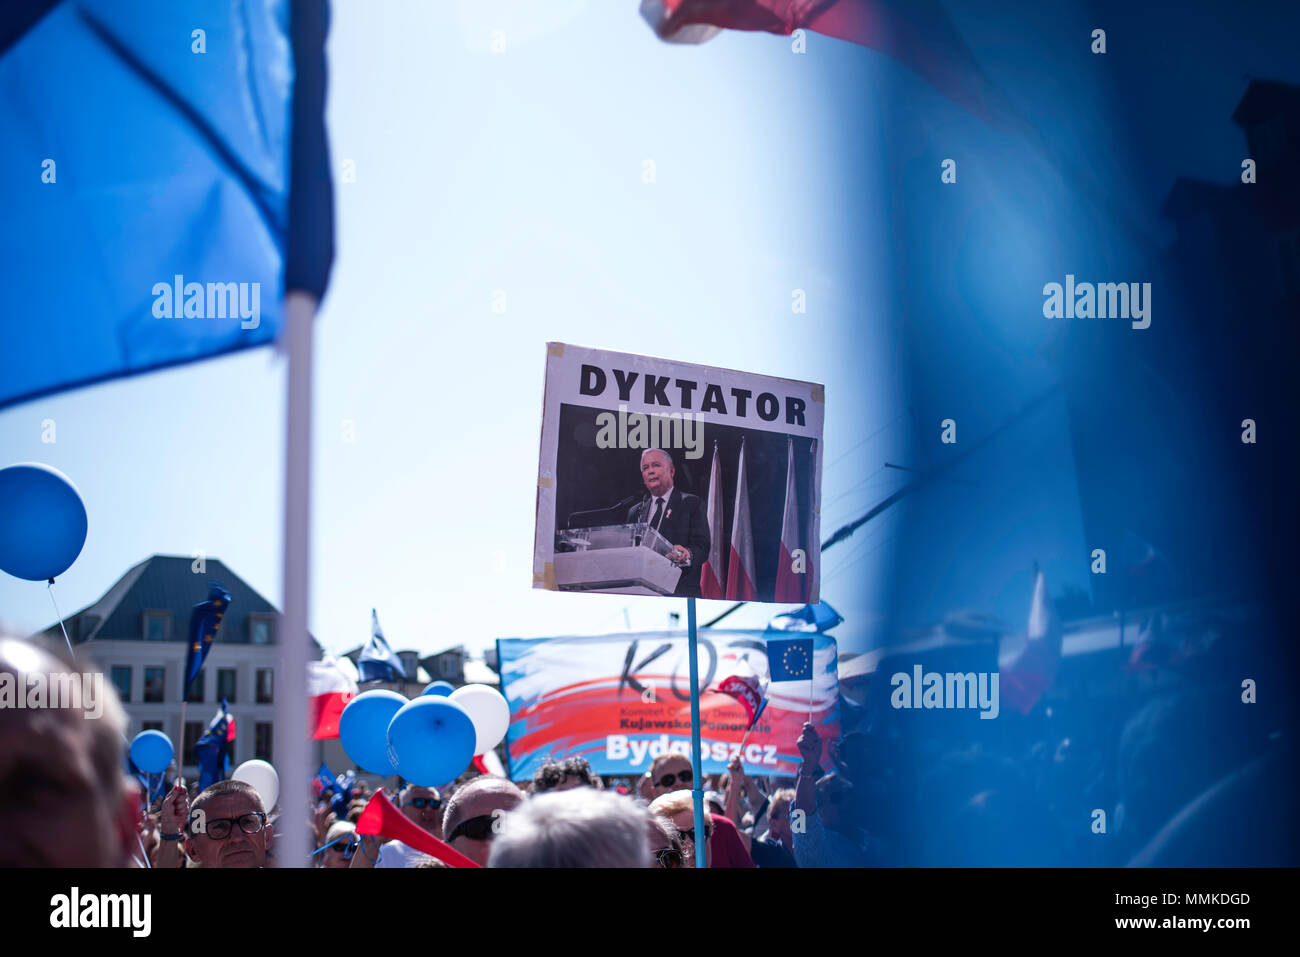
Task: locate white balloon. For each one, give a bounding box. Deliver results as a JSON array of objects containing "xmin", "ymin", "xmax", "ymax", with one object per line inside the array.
[
  {"xmin": 232, "ymin": 759, "xmax": 280, "ymax": 812},
  {"xmin": 449, "ymin": 684, "xmax": 510, "ymax": 756}
]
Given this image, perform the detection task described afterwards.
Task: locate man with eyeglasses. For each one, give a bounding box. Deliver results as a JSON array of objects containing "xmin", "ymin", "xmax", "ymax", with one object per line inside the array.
[
  {"xmin": 440, "ymin": 775, "xmax": 524, "ymax": 867},
  {"xmin": 157, "ymin": 779, "xmax": 271, "ymax": 868},
  {"xmin": 647, "ymin": 752, "xmax": 754, "ymax": 867}
]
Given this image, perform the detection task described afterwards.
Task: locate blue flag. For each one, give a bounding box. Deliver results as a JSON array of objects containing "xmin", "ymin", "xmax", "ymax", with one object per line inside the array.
[
  {"xmin": 768, "ymin": 601, "xmax": 844, "ymax": 633},
  {"xmin": 767, "ymin": 637, "xmax": 815, "ymax": 682},
  {"xmin": 0, "ymin": 0, "xmax": 334, "ymax": 411},
  {"xmin": 358, "ymin": 609, "xmax": 408, "ymax": 683},
  {"xmin": 195, "ymin": 699, "xmax": 234, "ymax": 791},
  {"xmin": 184, "ymin": 583, "xmax": 231, "ymax": 702}
]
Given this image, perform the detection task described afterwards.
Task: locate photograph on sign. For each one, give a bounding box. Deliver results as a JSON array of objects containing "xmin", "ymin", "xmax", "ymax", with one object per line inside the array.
[{"xmin": 533, "ymin": 343, "xmax": 824, "ymax": 602}]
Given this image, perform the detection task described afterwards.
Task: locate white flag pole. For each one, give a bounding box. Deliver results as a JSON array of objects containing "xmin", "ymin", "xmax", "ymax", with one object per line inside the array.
[{"xmin": 276, "ymin": 290, "xmax": 316, "ymax": 869}]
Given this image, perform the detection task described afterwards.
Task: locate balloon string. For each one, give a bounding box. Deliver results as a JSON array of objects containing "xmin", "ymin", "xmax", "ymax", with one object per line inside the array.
[
  {"xmin": 47, "ymin": 579, "xmax": 74, "ymax": 659},
  {"xmin": 135, "ymin": 833, "xmax": 152, "ymax": 868}
]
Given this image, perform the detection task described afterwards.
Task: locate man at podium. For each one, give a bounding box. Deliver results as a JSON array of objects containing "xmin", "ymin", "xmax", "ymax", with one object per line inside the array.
[{"xmin": 627, "ymin": 449, "xmax": 711, "ymax": 597}]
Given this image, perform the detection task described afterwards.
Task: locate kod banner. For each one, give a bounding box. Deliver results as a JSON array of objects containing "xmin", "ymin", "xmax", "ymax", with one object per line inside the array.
[{"xmin": 497, "ymin": 630, "xmax": 839, "ymax": 779}]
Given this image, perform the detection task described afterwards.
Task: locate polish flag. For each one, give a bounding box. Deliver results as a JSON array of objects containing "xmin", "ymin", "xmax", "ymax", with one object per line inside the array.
[
  {"xmin": 774, "ymin": 437, "xmax": 805, "ymax": 602},
  {"xmin": 725, "ymin": 441, "xmax": 757, "ymax": 600},
  {"xmin": 1000, "ymin": 568, "xmax": 1063, "ymax": 715},
  {"xmin": 700, "ymin": 442, "xmax": 726, "ymax": 599},
  {"xmin": 307, "ymin": 655, "xmax": 358, "ymax": 741},
  {"xmin": 473, "ymin": 750, "xmax": 508, "ymax": 778},
  {"xmin": 640, "ymin": 0, "xmax": 1016, "ymax": 127}
]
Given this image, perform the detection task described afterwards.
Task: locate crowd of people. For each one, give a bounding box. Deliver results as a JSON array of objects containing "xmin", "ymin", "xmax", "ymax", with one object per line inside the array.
[{"xmin": 2, "ymin": 628, "xmax": 1290, "ymax": 868}]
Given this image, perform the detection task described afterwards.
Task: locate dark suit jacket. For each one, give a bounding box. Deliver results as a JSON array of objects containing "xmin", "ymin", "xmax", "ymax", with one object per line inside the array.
[{"xmin": 627, "ymin": 486, "xmax": 711, "ymax": 597}]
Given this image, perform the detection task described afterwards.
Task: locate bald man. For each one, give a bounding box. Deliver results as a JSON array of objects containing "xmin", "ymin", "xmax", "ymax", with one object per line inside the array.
[
  {"xmin": 627, "ymin": 448, "xmax": 711, "ymax": 597},
  {"xmin": 0, "ymin": 637, "xmax": 141, "ymax": 867}
]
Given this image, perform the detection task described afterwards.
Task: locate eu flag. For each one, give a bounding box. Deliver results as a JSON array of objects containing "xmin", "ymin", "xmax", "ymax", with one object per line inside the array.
[
  {"xmin": 195, "ymin": 699, "xmax": 234, "ymax": 791},
  {"xmin": 0, "ymin": 0, "xmax": 335, "ymax": 411},
  {"xmin": 358, "ymin": 609, "xmax": 408, "ymax": 683},
  {"xmin": 767, "ymin": 637, "xmax": 814, "ymax": 681},
  {"xmin": 184, "ymin": 583, "xmax": 232, "ymax": 702}
]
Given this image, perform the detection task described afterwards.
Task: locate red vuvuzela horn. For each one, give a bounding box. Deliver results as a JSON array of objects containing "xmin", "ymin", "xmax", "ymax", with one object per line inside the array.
[{"xmin": 355, "ymin": 790, "xmax": 480, "ymax": 869}]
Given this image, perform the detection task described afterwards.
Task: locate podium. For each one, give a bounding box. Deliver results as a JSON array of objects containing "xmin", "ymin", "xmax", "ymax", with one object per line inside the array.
[{"xmin": 554, "ymin": 523, "xmax": 683, "ymax": 595}]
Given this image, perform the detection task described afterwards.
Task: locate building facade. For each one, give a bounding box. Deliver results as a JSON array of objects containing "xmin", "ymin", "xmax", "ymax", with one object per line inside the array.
[{"xmin": 32, "ymin": 554, "xmax": 321, "ymax": 779}]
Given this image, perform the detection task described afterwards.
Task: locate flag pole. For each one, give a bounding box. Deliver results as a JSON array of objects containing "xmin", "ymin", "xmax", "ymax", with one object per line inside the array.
[
  {"xmin": 686, "ymin": 597, "xmax": 707, "ymax": 869},
  {"xmin": 178, "ymin": 699, "xmax": 188, "ymax": 781},
  {"xmin": 276, "ymin": 290, "xmax": 316, "ymax": 869}
]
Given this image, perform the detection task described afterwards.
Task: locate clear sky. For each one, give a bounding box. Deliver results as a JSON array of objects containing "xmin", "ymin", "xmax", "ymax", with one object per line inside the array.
[
  {"xmin": 0, "ymin": 1, "xmax": 913, "ymax": 658},
  {"xmin": 20, "ymin": 0, "xmax": 1284, "ymax": 659}
]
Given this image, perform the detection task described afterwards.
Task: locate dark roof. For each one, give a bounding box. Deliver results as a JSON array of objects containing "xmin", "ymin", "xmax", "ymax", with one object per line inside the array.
[
  {"xmin": 35, "ymin": 554, "xmax": 320, "ymax": 651},
  {"xmin": 1232, "ymin": 80, "xmax": 1300, "ymax": 128}
]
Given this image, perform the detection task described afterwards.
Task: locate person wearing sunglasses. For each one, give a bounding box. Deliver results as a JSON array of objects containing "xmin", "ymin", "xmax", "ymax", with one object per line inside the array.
[
  {"xmin": 647, "ymin": 789, "xmax": 716, "ymax": 868},
  {"xmin": 646, "ymin": 753, "xmax": 755, "ymax": 867},
  {"xmin": 648, "ymin": 814, "xmax": 685, "ymax": 868},
  {"xmin": 647, "ymin": 753, "xmax": 696, "ymax": 798},
  {"xmin": 440, "ymin": 775, "xmax": 525, "ymax": 867},
  {"xmin": 374, "ymin": 784, "xmax": 445, "ymax": 868},
  {"xmin": 320, "ymin": 820, "xmax": 357, "ymax": 869},
  {"xmin": 179, "ymin": 779, "xmax": 273, "ymax": 869}
]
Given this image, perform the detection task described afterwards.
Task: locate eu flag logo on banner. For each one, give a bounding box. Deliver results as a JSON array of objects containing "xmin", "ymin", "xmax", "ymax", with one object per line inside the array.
[{"xmin": 767, "ymin": 637, "xmax": 814, "ymax": 681}]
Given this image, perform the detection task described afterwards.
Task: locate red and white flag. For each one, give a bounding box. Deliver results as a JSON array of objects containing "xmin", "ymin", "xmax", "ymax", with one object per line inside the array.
[
  {"xmin": 1000, "ymin": 568, "xmax": 1063, "ymax": 715},
  {"xmin": 640, "ymin": 0, "xmax": 1015, "ymax": 127},
  {"xmin": 774, "ymin": 437, "xmax": 805, "ymax": 602},
  {"xmin": 713, "ymin": 659, "xmax": 769, "ymax": 730},
  {"xmin": 700, "ymin": 442, "xmax": 726, "ymax": 599},
  {"xmin": 725, "ymin": 441, "xmax": 757, "ymax": 600},
  {"xmin": 307, "ymin": 655, "xmax": 358, "ymax": 741},
  {"xmin": 472, "ymin": 750, "xmax": 509, "ymax": 777}
]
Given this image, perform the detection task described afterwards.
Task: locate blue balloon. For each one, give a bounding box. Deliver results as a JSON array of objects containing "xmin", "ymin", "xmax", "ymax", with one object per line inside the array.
[
  {"xmin": 421, "ymin": 681, "xmax": 455, "ymax": 697},
  {"xmin": 386, "ymin": 696, "xmax": 476, "ymax": 788},
  {"xmin": 130, "ymin": 730, "xmax": 174, "ymax": 775},
  {"xmin": 339, "ymin": 690, "xmax": 408, "ymax": 774},
  {"xmin": 0, "ymin": 463, "xmax": 88, "ymax": 581}
]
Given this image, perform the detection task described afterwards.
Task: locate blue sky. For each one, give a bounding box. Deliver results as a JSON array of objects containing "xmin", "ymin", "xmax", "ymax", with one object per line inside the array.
[
  {"xmin": 0, "ymin": 2, "xmax": 912, "ymax": 658},
  {"xmin": 17, "ymin": 0, "xmax": 1284, "ymax": 659}
]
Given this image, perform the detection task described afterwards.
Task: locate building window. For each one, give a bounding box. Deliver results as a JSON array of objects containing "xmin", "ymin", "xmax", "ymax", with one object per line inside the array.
[
  {"xmin": 217, "ymin": 668, "xmax": 237, "ymax": 703},
  {"xmin": 144, "ymin": 611, "xmax": 171, "ymax": 642},
  {"xmin": 255, "ymin": 669, "xmax": 273, "ymax": 704},
  {"xmin": 183, "ymin": 722, "xmax": 203, "ymax": 767},
  {"xmin": 250, "ymin": 616, "xmax": 275, "ymax": 646},
  {"xmin": 141, "ymin": 721, "xmax": 164, "ymax": 733},
  {"xmin": 111, "ymin": 666, "xmax": 131, "ymax": 703},
  {"xmin": 255, "ymin": 723, "xmax": 273, "ymax": 762},
  {"xmin": 182, "ymin": 669, "xmax": 205, "ymax": 703},
  {"xmin": 143, "ymin": 667, "xmax": 165, "ymax": 703},
  {"xmin": 399, "ymin": 652, "xmax": 418, "ymax": 679}
]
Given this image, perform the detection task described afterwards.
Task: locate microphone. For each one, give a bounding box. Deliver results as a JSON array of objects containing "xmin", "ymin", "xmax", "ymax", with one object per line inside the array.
[{"xmin": 567, "ymin": 494, "xmax": 642, "ymax": 529}]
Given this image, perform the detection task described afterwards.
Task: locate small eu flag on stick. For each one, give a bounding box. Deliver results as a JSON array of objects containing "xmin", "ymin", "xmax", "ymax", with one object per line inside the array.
[
  {"xmin": 185, "ymin": 583, "xmax": 232, "ymax": 702},
  {"xmin": 180, "ymin": 583, "xmax": 231, "ymax": 779},
  {"xmin": 766, "ymin": 636, "xmax": 815, "ymax": 719}
]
